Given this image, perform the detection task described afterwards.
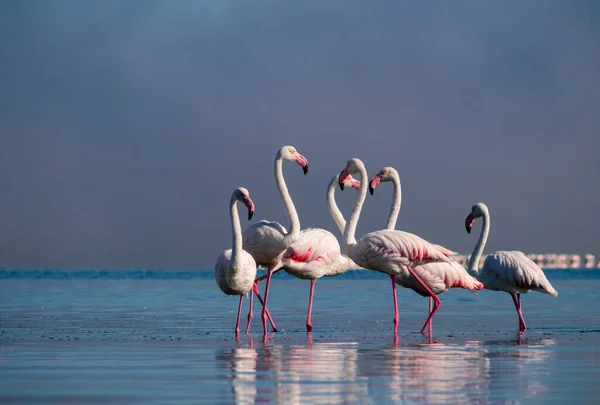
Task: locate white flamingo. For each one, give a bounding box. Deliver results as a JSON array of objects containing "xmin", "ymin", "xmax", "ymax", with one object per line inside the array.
[
  {"xmin": 280, "ymin": 174, "xmax": 361, "ymax": 332},
  {"xmin": 465, "ymin": 202, "xmax": 558, "ymax": 331},
  {"xmin": 368, "ymin": 167, "xmax": 482, "ymax": 334},
  {"xmin": 214, "ymin": 187, "xmax": 258, "ymax": 336},
  {"xmin": 242, "ymin": 145, "xmax": 308, "ymax": 335},
  {"xmin": 338, "ymin": 158, "xmax": 455, "ymax": 335}
]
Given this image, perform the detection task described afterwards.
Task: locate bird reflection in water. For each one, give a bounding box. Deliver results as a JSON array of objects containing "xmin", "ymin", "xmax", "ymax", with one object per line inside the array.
[{"xmin": 217, "ymin": 335, "xmax": 557, "ymax": 404}]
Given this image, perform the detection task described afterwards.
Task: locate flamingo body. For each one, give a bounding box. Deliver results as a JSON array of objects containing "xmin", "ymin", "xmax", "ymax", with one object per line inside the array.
[
  {"xmin": 350, "ymin": 229, "xmax": 452, "ymax": 277},
  {"xmin": 215, "ymin": 250, "xmax": 257, "ymax": 296},
  {"xmin": 282, "ymin": 228, "xmax": 355, "ymax": 280},
  {"xmin": 242, "ymin": 220, "xmax": 288, "ymax": 269},
  {"xmin": 478, "ymin": 251, "xmax": 557, "ymax": 296},
  {"xmin": 396, "ymin": 261, "xmax": 483, "ymax": 297}
]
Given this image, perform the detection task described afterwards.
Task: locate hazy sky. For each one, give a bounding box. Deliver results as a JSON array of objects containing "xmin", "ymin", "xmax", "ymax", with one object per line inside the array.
[{"xmin": 0, "ymin": 1, "xmax": 598, "ymax": 269}]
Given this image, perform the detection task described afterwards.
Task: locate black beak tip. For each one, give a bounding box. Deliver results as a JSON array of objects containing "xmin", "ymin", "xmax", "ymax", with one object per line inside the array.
[
  {"xmin": 339, "ymin": 183, "xmax": 345, "ymax": 191},
  {"xmin": 303, "ymin": 165, "xmax": 308, "ymax": 175},
  {"xmin": 369, "ymin": 186, "xmax": 374, "ymax": 196},
  {"xmin": 465, "ymin": 226, "xmax": 471, "ymax": 234},
  {"xmin": 248, "ymin": 211, "xmax": 254, "ymax": 221}
]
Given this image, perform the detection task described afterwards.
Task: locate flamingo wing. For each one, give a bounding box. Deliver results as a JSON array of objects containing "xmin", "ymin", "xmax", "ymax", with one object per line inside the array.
[
  {"xmin": 481, "ymin": 251, "xmax": 558, "ymax": 296},
  {"xmin": 352, "ymin": 229, "xmax": 452, "ymax": 276},
  {"xmin": 397, "ymin": 261, "xmax": 483, "ymax": 296},
  {"xmin": 281, "ymin": 228, "xmax": 342, "ymax": 279},
  {"xmin": 242, "ymin": 220, "xmax": 288, "ymax": 267}
]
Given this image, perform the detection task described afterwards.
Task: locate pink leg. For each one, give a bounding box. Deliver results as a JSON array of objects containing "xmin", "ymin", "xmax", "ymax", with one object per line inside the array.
[
  {"xmin": 517, "ymin": 293, "xmax": 527, "ymax": 331},
  {"xmin": 235, "ymin": 295, "xmax": 243, "ymax": 336},
  {"xmin": 261, "ymin": 270, "xmax": 273, "ymax": 336},
  {"xmin": 510, "ymin": 293, "xmax": 526, "ymax": 331},
  {"xmin": 428, "ymin": 297, "xmax": 433, "ymax": 335},
  {"xmin": 252, "ymin": 283, "xmax": 277, "ymax": 331},
  {"xmin": 390, "ymin": 275, "xmax": 399, "ymax": 335},
  {"xmin": 245, "ymin": 289, "xmax": 254, "ymax": 334},
  {"xmin": 306, "ymin": 280, "xmax": 316, "ymax": 332},
  {"xmin": 406, "ymin": 266, "xmax": 441, "ymax": 335}
]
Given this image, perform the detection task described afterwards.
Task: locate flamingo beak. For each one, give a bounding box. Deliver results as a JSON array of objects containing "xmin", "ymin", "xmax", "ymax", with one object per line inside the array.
[
  {"xmin": 243, "ymin": 197, "xmax": 255, "ymax": 221},
  {"xmin": 349, "ymin": 176, "xmax": 361, "ymax": 190},
  {"xmin": 368, "ymin": 175, "xmax": 381, "ymax": 196},
  {"xmin": 294, "ymin": 152, "xmax": 308, "ymax": 175},
  {"xmin": 465, "ymin": 212, "xmax": 475, "ymax": 234},
  {"xmin": 338, "ymin": 168, "xmax": 349, "ymax": 190}
]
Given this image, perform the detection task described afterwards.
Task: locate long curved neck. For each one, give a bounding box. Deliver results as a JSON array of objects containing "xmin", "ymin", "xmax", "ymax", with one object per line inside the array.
[
  {"xmin": 344, "ymin": 164, "xmax": 368, "ymax": 247},
  {"xmin": 468, "ymin": 210, "xmax": 490, "ymax": 276},
  {"xmin": 230, "ymin": 196, "xmax": 243, "ymax": 269},
  {"xmin": 386, "ymin": 172, "xmax": 402, "ymax": 230},
  {"xmin": 327, "ymin": 176, "xmax": 346, "ymax": 235},
  {"xmin": 274, "ymin": 154, "xmax": 300, "ymax": 244}
]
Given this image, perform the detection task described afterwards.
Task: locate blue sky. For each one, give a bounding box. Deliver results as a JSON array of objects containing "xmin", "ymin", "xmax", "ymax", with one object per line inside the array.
[{"xmin": 0, "ymin": 1, "xmax": 598, "ymax": 268}]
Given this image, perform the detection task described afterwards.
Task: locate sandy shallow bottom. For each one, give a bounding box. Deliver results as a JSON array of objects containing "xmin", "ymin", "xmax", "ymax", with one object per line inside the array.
[{"xmin": 1, "ymin": 272, "xmax": 599, "ymax": 404}]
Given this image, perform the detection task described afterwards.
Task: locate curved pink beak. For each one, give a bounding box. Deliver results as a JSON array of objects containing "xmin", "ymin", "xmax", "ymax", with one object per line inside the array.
[
  {"xmin": 465, "ymin": 212, "xmax": 475, "ymax": 234},
  {"xmin": 368, "ymin": 175, "xmax": 381, "ymax": 196},
  {"xmin": 338, "ymin": 168, "xmax": 349, "ymax": 190},
  {"xmin": 243, "ymin": 196, "xmax": 255, "ymax": 221},
  {"xmin": 293, "ymin": 152, "xmax": 308, "ymax": 175}
]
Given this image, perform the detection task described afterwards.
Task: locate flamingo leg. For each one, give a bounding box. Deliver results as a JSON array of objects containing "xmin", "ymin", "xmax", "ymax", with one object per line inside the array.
[
  {"xmin": 510, "ymin": 293, "xmax": 527, "ymax": 331},
  {"xmin": 306, "ymin": 280, "xmax": 316, "ymax": 332},
  {"xmin": 428, "ymin": 297, "xmax": 433, "ymax": 336},
  {"xmin": 390, "ymin": 274, "xmax": 399, "ymax": 335},
  {"xmin": 252, "ymin": 283, "xmax": 277, "ymax": 331},
  {"xmin": 245, "ymin": 289, "xmax": 254, "ymax": 334},
  {"xmin": 406, "ymin": 266, "xmax": 440, "ymax": 335},
  {"xmin": 235, "ymin": 295, "xmax": 243, "ymax": 336},
  {"xmin": 261, "ymin": 270, "xmax": 273, "ymax": 336},
  {"xmin": 517, "ymin": 293, "xmax": 527, "ymax": 331}
]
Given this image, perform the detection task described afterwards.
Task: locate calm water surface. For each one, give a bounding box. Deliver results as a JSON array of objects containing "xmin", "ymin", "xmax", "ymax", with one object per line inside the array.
[{"xmin": 1, "ymin": 270, "xmax": 599, "ymax": 404}]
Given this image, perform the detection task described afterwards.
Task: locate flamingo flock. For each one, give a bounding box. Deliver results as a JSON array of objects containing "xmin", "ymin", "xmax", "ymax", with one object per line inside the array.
[{"xmin": 215, "ymin": 146, "xmax": 558, "ymax": 338}]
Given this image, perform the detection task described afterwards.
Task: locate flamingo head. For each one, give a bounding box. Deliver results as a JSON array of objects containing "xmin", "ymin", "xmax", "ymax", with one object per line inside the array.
[
  {"xmin": 234, "ymin": 187, "xmax": 255, "ymax": 221},
  {"xmin": 368, "ymin": 166, "xmax": 398, "ymax": 195},
  {"xmin": 465, "ymin": 202, "xmax": 488, "ymax": 233},
  {"xmin": 279, "ymin": 146, "xmax": 308, "ymax": 175},
  {"xmin": 338, "ymin": 158, "xmax": 364, "ymax": 190}
]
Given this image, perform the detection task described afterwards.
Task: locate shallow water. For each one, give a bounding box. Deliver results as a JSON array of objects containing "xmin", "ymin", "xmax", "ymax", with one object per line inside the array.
[{"xmin": 1, "ymin": 270, "xmax": 599, "ymax": 404}]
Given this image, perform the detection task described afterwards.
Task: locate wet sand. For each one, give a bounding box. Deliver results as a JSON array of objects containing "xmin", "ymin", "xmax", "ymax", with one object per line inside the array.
[{"xmin": 1, "ymin": 271, "xmax": 599, "ymax": 403}]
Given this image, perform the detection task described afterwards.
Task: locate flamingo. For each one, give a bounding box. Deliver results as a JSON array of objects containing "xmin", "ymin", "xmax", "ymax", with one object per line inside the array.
[
  {"xmin": 368, "ymin": 167, "xmax": 482, "ymax": 334},
  {"xmin": 465, "ymin": 202, "xmax": 558, "ymax": 331},
  {"xmin": 214, "ymin": 187, "xmax": 258, "ymax": 336},
  {"xmin": 338, "ymin": 158, "xmax": 455, "ymax": 336},
  {"xmin": 242, "ymin": 145, "xmax": 308, "ymax": 335},
  {"xmin": 280, "ymin": 174, "xmax": 361, "ymax": 332}
]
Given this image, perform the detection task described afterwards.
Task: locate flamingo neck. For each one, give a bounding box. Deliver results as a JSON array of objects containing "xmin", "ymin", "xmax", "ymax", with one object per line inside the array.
[
  {"xmin": 468, "ymin": 210, "xmax": 490, "ymax": 276},
  {"xmin": 386, "ymin": 171, "xmax": 402, "ymax": 230},
  {"xmin": 327, "ymin": 175, "xmax": 346, "ymax": 236},
  {"xmin": 344, "ymin": 162, "xmax": 368, "ymax": 249},
  {"xmin": 230, "ymin": 195, "xmax": 243, "ymax": 270},
  {"xmin": 274, "ymin": 154, "xmax": 300, "ymax": 245}
]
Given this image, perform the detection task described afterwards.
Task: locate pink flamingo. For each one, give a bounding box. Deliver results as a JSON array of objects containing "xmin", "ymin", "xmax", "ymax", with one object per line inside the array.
[
  {"xmin": 242, "ymin": 146, "xmax": 308, "ymax": 335},
  {"xmin": 369, "ymin": 167, "xmax": 482, "ymax": 335},
  {"xmin": 338, "ymin": 158, "xmax": 455, "ymax": 336},
  {"xmin": 465, "ymin": 202, "xmax": 558, "ymax": 331},
  {"xmin": 280, "ymin": 174, "xmax": 361, "ymax": 332},
  {"xmin": 214, "ymin": 187, "xmax": 257, "ymax": 336}
]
